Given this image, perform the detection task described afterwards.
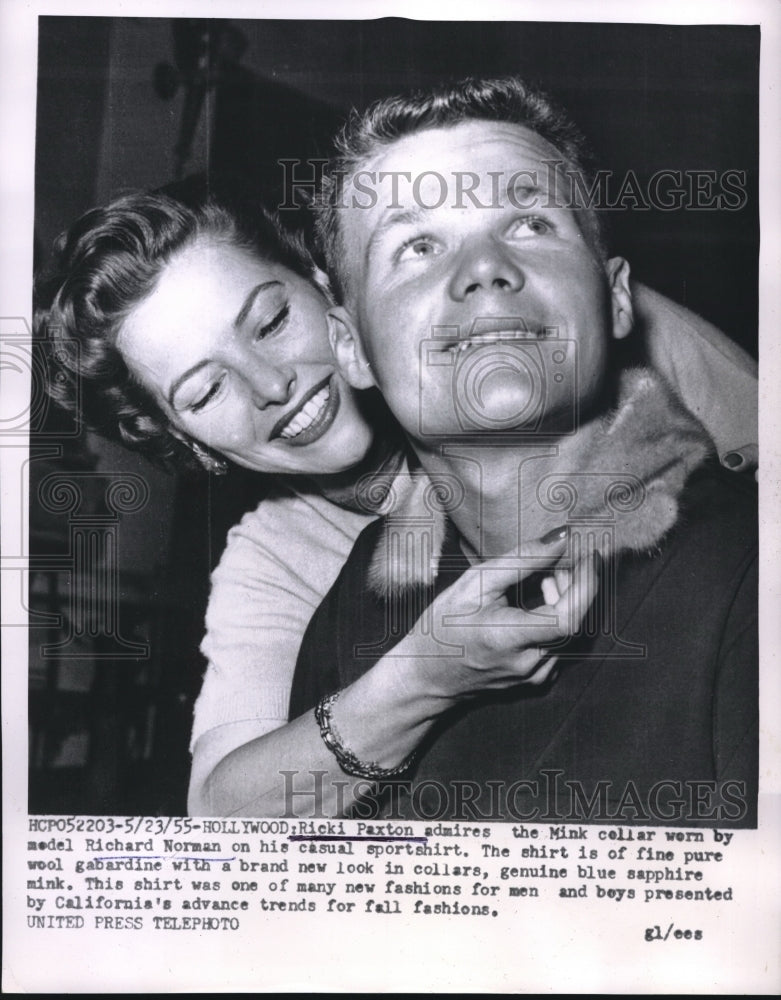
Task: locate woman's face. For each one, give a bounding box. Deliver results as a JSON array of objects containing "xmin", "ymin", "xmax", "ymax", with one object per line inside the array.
[{"xmin": 117, "ymin": 236, "xmax": 375, "ymax": 476}]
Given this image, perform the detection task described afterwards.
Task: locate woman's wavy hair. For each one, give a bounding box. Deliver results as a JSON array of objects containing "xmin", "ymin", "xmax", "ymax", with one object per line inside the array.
[{"xmin": 37, "ymin": 192, "xmax": 320, "ymax": 470}]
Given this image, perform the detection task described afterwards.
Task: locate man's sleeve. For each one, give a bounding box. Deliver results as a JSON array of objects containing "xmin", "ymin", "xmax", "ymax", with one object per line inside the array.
[{"xmin": 713, "ymin": 549, "xmax": 758, "ymax": 826}]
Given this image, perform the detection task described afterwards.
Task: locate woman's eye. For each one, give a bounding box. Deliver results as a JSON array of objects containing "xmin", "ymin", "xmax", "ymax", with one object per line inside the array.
[
  {"xmin": 397, "ymin": 236, "xmax": 439, "ymax": 262},
  {"xmin": 512, "ymin": 216, "xmax": 552, "ymax": 237},
  {"xmin": 189, "ymin": 374, "xmax": 226, "ymax": 414},
  {"xmin": 255, "ymin": 303, "xmax": 290, "ymax": 340}
]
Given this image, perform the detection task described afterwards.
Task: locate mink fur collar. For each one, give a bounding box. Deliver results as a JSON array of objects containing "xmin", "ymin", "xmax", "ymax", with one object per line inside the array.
[{"xmin": 367, "ymin": 367, "xmax": 714, "ymax": 596}]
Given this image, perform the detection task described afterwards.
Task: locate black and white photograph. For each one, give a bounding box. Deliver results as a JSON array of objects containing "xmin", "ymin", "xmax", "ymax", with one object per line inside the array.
[{"xmin": 3, "ymin": 0, "xmax": 780, "ymax": 992}]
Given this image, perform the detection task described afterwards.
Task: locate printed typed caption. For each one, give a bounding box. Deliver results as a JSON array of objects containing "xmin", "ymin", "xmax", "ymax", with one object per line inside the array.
[{"xmin": 26, "ymin": 816, "xmax": 738, "ymax": 939}]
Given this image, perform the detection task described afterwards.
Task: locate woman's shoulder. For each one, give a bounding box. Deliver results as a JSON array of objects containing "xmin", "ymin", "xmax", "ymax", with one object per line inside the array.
[
  {"xmin": 229, "ymin": 482, "xmax": 375, "ymax": 548},
  {"xmin": 211, "ymin": 482, "xmax": 377, "ymax": 594}
]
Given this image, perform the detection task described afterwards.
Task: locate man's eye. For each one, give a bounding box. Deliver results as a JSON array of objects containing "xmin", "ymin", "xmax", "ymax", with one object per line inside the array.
[
  {"xmin": 255, "ymin": 303, "xmax": 289, "ymax": 340},
  {"xmin": 512, "ymin": 216, "xmax": 552, "ymax": 237},
  {"xmin": 189, "ymin": 374, "xmax": 226, "ymax": 414},
  {"xmin": 397, "ymin": 236, "xmax": 439, "ymax": 262}
]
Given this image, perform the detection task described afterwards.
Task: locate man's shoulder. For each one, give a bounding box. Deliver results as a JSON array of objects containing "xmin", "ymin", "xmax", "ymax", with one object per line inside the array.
[
  {"xmin": 620, "ymin": 460, "xmax": 758, "ymax": 617},
  {"xmin": 677, "ymin": 461, "xmax": 757, "ymax": 550}
]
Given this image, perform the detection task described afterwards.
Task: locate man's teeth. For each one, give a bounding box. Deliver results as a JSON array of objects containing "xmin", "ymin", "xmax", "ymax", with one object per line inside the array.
[
  {"xmin": 452, "ymin": 330, "xmax": 542, "ymax": 352},
  {"xmin": 279, "ymin": 385, "xmax": 330, "ymax": 439}
]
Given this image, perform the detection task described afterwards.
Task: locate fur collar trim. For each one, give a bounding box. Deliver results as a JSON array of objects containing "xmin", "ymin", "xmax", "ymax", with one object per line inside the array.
[{"xmin": 368, "ymin": 367, "xmax": 714, "ymax": 596}]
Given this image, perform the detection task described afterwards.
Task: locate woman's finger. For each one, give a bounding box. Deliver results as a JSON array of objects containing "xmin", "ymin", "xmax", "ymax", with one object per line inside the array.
[
  {"xmin": 553, "ymin": 548, "xmax": 600, "ymax": 634},
  {"xmin": 540, "ymin": 575, "xmax": 561, "ymax": 607},
  {"xmin": 459, "ymin": 530, "xmax": 571, "ymax": 603},
  {"xmin": 525, "ymin": 654, "xmax": 559, "ymax": 685}
]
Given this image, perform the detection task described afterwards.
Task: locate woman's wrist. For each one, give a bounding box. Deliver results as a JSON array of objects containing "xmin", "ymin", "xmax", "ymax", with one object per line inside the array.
[
  {"xmin": 387, "ymin": 631, "xmax": 480, "ymax": 707},
  {"xmin": 315, "ymin": 691, "xmax": 417, "ymax": 779},
  {"xmin": 326, "ymin": 650, "xmax": 454, "ymax": 771}
]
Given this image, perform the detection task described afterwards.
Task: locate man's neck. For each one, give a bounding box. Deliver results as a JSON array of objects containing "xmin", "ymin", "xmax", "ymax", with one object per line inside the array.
[
  {"xmin": 413, "ymin": 434, "xmax": 580, "ymax": 558},
  {"xmin": 387, "ymin": 367, "xmax": 713, "ymax": 578}
]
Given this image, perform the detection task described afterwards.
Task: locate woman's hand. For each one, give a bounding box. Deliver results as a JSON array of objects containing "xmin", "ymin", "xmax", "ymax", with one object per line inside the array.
[
  {"xmin": 194, "ymin": 532, "xmax": 599, "ymax": 817},
  {"xmin": 394, "ymin": 533, "xmax": 599, "ymax": 704}
]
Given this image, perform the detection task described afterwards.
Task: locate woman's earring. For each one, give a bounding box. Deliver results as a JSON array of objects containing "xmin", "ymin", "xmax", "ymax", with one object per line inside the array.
[{"xmin": 190, "ymin": 440, "xmax": 228, "ymax": 476}]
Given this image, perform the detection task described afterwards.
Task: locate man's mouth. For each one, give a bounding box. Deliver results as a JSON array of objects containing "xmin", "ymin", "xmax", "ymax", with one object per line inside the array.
[
  {"xmin": 272, "ymin": 375, "xmax": 340, "ymax": 445},
  {"xmin": 440, "ymin": 318, "xmax": 557, "ymax": 354}
]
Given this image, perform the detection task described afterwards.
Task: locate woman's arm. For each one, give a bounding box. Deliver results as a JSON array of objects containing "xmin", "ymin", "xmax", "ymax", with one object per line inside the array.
[
  {"xmin": 633, "ymin": 281, "xmax": 757, "ymax": 470},
  {"xmin": 192, "ymin": 540, "xmax": 596, "ymax": 817},
  {"xmin": 187, "ymin": 485, "xmax": 374, "ymax": 813}
]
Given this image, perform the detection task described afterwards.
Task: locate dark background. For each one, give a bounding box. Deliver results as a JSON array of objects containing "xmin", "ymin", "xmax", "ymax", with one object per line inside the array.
[{"xmin": 29, "ymin": 17, "xmax": 759, "ymax": 815}]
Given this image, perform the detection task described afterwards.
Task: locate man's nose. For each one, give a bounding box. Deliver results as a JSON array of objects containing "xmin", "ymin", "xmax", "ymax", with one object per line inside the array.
[
  {"xmin": 245, "ymin": 361, "xmax": 296, "ymax": 409},
  {"xmin": 448, "ymin": 238, "xmax": 524, "ymax": 300}
]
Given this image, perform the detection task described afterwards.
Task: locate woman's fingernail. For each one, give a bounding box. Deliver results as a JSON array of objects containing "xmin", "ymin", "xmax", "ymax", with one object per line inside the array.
[
  {"xmin": 541, "ymin": 525, "xmax": 569, "ymax": 544},
  {"xmin": 723, "ymin": 451, "xmax": 744, "ymax": 469}
]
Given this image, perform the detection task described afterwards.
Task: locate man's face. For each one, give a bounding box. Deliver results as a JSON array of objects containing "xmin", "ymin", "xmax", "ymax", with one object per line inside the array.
[{"xmin": 339, "ymin": 120, "xmax": 631, "ymax": 448}]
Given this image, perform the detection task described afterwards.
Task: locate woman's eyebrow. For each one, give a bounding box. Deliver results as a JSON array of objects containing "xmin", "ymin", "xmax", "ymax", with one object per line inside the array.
[{"xmin": 233, "ymin": 280, "xmax": 282, "ymax": 329}]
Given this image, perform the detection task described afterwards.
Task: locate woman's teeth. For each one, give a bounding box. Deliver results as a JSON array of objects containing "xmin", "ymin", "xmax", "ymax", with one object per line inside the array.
[{"xmin": 279, "ymin": 385, "xmax": 330, "ymax": 440}]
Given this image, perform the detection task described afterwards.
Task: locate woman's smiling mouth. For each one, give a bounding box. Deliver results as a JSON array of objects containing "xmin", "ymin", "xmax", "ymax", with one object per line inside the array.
[{"xmin": 273, "ymin": 375, "xmax": 341, "ymax": 445}]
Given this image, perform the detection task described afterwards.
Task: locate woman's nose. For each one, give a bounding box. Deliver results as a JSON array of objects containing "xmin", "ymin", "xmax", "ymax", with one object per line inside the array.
[
  {"xmin": 246, "ymin": 362, "xmax": 296, "ymax": 409},
  {"xmin": 448, "ymin": 238, "xmax": 525, "ymax": 300}
]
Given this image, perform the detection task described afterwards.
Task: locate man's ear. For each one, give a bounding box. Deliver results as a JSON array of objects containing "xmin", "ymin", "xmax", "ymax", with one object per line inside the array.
[
  {"xmin": 327, "ymin": 306, "xmax": 376, "ymax": 389},
  {"xmin": 311, "ymin": 266, "xmax": 335, "ymax": 304},
  {"xmin": 606, "ymin": 256, "xmax": 634, "ymax": 341}
]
